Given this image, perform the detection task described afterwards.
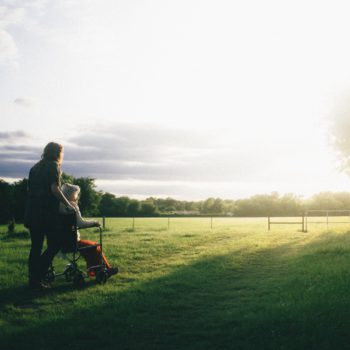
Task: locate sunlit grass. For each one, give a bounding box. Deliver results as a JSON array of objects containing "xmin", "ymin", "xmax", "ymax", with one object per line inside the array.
[{"xmin": 1, "ymin": 217, "xmax": 350, "ymax": 349}]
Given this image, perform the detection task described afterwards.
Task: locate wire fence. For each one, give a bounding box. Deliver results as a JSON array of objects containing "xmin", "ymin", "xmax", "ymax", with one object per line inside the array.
[
  {"xmin": 98, "ymin": 211, "xmax": 350, "ymax": 232},
  {"xmin": 100, "ymin": 216, "xmax": 217, "ymax": 231},
  {"xmin": 268, "ymin": 216, "xmax": 306, "ymax": 232},
  {"xmin": 268, "ymin": 210, "xmax": 350, "ymax": 232}
]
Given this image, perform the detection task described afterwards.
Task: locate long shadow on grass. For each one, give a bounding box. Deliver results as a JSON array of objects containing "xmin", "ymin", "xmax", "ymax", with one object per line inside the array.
[
  {"xmin": 3, "ymin": 231, "xmax": 350, "ymax": 350},
  {"xmin": 0, "ymin": 280, "xmax": 97, "ymax": 309}
]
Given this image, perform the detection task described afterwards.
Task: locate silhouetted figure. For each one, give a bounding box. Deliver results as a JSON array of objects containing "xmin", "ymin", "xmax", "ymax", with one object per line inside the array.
[{"xmin": 25, "ymin": 142, "xmax": 75, "ymax": 290}]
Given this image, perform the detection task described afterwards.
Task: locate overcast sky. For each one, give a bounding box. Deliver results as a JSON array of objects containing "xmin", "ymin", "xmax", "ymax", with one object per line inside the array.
[{"xmin": 1, "ymin": 0, "xmax": 350, "ymax": 199}]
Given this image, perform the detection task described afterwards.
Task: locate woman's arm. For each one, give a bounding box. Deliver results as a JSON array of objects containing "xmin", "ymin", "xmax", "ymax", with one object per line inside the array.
[{"xmin": 51, "ymin": 183, "xmax": 75, "ymax": 211}]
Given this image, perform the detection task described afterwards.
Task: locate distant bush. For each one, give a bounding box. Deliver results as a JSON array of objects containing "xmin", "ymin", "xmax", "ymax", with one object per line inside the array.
[
  {"xmin": 4, "ymin": 175, "xmax": 350, "ymax": 220},
  {"xmin": 0, "ymin": 218, "xmax": 29, "ymax": 240},
  {"xmin": 7, "ymin": 218, "xmax": 16, "ymax": 234},
  {"xmin": 1, "ymin": 230, "xmax": 30, "ymax": 240}
]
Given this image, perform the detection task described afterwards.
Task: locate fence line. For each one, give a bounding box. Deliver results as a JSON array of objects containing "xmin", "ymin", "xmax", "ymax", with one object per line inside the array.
[
  {"xmin": 304, "ymin": 210, "xmax": 350, "ymax": 231},
  {"xmin": 100, "ymin": 212, "xmax": 350, "ymax": 232},
  {"xmin": 268, "ymin": 216, "xmax": 306, "ymax": 232},
  {"xmin": 101, "ymin": 216, "xmax": 217, "ymax": 231}
]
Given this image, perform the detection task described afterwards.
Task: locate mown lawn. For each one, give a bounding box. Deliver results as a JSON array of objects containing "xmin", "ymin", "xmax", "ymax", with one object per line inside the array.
[{"xmin": 1, "ymin": 218, "xmax": 350, "ymax": 349}]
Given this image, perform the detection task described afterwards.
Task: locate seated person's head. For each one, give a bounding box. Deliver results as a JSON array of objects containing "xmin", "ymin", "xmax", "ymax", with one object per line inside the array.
[{"xmin": 61, "ymin": 183, "xmax": 80, "ymax": 202}]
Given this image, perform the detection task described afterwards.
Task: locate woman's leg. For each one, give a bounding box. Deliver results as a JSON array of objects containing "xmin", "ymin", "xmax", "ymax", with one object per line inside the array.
[
  {"xmin": 28, "ymin": 227, "xmax": 45, "ymax": 286},
  {"xmin": 40, "ymin": 227, "xmax": 62, "ymax": 280}
]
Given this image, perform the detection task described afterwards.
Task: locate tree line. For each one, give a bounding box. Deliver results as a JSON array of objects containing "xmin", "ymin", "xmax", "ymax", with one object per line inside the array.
[{"xmin": 1, "ymin": 174, "xmax": 350, "ymax": 224}]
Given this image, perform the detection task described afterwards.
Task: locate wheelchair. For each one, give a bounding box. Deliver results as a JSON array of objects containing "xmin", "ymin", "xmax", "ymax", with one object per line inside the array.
[{"xmin": 44, "ymin": 213, "xmax": 110, "ymax": 287}]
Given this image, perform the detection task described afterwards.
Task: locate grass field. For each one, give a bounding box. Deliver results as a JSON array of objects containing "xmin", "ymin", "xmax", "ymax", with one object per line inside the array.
[{"xmin": 2, "ymin": 217, "xmax": 350, "ymax": 349}]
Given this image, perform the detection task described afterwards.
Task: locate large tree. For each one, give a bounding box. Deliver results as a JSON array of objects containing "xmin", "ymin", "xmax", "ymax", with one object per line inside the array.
[
  {"xmin": 12, "ymin": 179, "xmax": 28, "ymax": 222},
  {"xmin": 99, "ymin": 193, "xmax": 117, "ymax": 217},
  {"xmin": 330, "ymin": 106, "xmax": 350, "ymax": 172},
  {"xmin": 0, "ymin": 179, "xmax": 13, "ymax": 224},
  {"xmin": 73, "ymin": 177, "xmax": 101, "ymax": 216}
]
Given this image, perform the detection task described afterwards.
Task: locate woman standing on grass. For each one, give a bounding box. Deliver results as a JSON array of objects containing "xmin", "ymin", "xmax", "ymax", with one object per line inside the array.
[{"xmin": 25, "ymin": 142, "xmax": 75, "ymax": 290}]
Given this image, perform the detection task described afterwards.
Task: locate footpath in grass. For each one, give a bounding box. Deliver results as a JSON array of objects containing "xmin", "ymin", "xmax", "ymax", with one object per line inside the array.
[{"xmin": 1, "ymin": 218, "xmax": 350, "ymax": 349}]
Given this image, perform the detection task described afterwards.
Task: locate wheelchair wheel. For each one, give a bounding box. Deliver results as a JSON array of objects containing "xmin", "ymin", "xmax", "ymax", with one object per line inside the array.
[
  {"xmin": 96, "ymin": 269, "xmax": 108, "ymax": 284},
  {"xmin": 44, "ymin": 268, "xmax": 55, "ymax": 283},
  {"xmin": 73, "ymin": 273, "xmax": 85, "ymax": 288},
  {"xmin": 64, "ymin": 265, "xmax": 75, "ymax": 282}
]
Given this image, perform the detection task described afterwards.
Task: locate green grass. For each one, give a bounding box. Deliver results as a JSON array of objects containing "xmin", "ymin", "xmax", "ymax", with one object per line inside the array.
[{"xmin": 2, "ymin": 217, "xmax": 350, "ymax": 349}]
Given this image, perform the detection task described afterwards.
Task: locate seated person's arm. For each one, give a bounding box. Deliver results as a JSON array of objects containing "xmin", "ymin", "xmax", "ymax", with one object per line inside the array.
[{"xmin": 73, "ymin": 203, "xmax": 100, "ymax": 228}]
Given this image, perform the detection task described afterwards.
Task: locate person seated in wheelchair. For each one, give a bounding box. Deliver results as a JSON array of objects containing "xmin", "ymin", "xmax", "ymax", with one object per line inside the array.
[{"xmin": 59, "ymin": 183, "xmax": 117, "ymax": 278}]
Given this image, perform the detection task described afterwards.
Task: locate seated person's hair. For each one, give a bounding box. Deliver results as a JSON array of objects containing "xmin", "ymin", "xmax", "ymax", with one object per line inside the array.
[{"xmin": 61, "ymin": 183, "xmax": 80, "ymax": 199}]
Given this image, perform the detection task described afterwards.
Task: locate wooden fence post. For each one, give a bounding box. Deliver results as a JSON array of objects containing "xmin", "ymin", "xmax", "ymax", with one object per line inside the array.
[
  {"xmin": 302, "ymin": 215, "xmax": 304, "ymax": 232},
  {"xmin": 305, "ymin": 212, "xmax": 308, "ymax": 232},
  {"xmin": 132, "ymin": 217, "xmax": 135, "ymax": 231},
  {"xmin": 102, "ymin": 217, "xmax": 106, "ymax": 231},
  {"xmin": 268, "ymin": 216, "xmax": 270, "ymax": 231}
]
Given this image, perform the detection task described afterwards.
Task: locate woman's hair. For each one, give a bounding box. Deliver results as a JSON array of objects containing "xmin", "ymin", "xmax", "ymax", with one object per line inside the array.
[
  {"xmin": 61, "ymin": 183, "xmax": 80, "ymax": 200},
  {"xmin": 41, "ymin": 142, "xmax": 63, "ymax": 164}
]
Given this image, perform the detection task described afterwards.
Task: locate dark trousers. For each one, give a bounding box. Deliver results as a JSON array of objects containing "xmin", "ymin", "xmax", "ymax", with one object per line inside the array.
[{"xmin": 28, "ymin": 224, "xmax": 62, "ymax": 284}]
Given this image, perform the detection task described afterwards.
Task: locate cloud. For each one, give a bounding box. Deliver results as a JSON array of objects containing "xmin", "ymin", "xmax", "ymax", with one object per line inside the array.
[
  {"xmin": 0, "ymin": 159, "xmax": 33, "ymax": 178},
  {"xmin": 0, "ymin": 133, "xmax": 40, "ymax": 177},
  {"xmin": 0, "ymin": 6, "xmax": 25, "ymax": 28},
  {"xmin": 13, "ymin": 97, "xmax": 34, "ymax": 107},
  {"xmin": 0, "ymin": 5, "xmax": 25, "ymax": 66},
  {"xmin": 0, "ymin": 132, "xmax": 37, "ymax": 180},
  {"xmin": 0, "ymin": 123, "xmax": 259, "ymax": 183},
  {"xmin": 94, "ymin": 179, "xmax": 262, "ymax": 200},
  {"xmin": 0, "ymin": 1, "xmax": 48, "ymax": 66},
  {"xmin": 0, "ymin": 28, "xmax": 18, "ymax": 66},
  {"xmin": 0, "ymin": 123, "xmax": 303, "ymax": 180},
  {"xmin": 3, "ymin": 0, "xmax": 48, "ymax": 10},
  {"xmin": 0, "ymin": 130, "xmax": 29, "ymax": 140},
  {"xmin": 57, "ymin": 123, "xmax": 285, "ymax": 186},
  {"xmin": 0, "ymin": 123, "xmax": 322, "ymax": 198}
]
